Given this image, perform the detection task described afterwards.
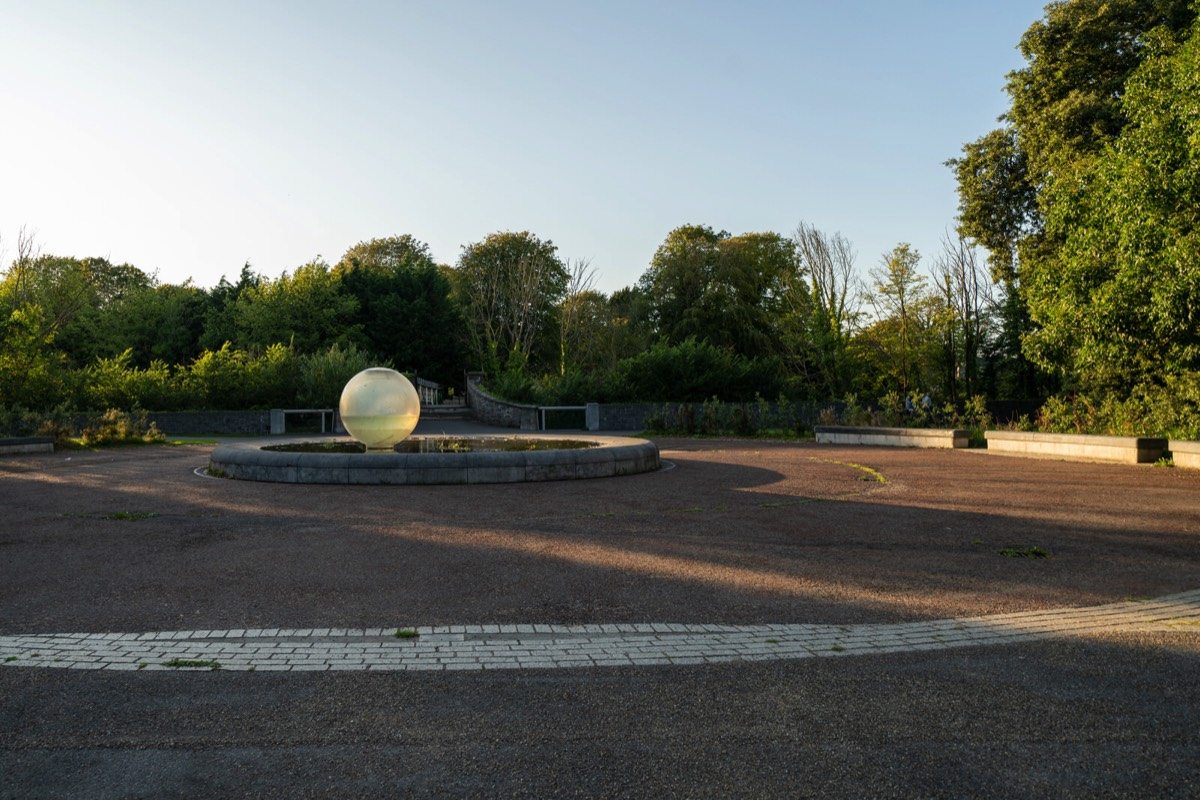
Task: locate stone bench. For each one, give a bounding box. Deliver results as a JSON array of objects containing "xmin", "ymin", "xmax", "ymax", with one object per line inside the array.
[
  {"xmin": 814, "ymin": 425, "xmax": 969, "ymax": 449},
  {"xmin": 984, "ymin": 431, "xmax": 1168, "ymax": 464},
  {"xmin": 1169, "ymin": 440, "xmax": 1200, "ymax": 470},
  {"xmin": 0, "ymin": 436, "xmax": 54, "ymax": 454}
]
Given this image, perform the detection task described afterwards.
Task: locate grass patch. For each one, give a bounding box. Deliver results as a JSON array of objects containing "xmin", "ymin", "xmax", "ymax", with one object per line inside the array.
[
  {"xmin": 166, "ymin": 439, "xmax": 219, "ymax": 446},
  {"xmin": 63, "ymin": 511, "xmax": 159, "ymax": 521},
  {"xmin": 830, "ymin": 645, "xmax": 846, "ymax": 652},
  {"xmin": 394, "ymin": 628, "xmax": 420, "ymax": 639},
  {"xmin": 765, "ymin": 638, "xmax": 780, "ymax": 644},
  {"xmin": 998, "ymin": 546, "xmax": 1052, "ymax": 559},
  {"xmin": 162, "ymin": 658, "xmax": 221, "ymax": 670},
  {"xmin": 4, "ymin": 656, "xmax": 16, "ymax": 662}
]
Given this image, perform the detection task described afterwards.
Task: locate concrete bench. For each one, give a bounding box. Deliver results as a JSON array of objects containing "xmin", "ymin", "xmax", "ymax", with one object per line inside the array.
[
  {"xmin": 1169, "ymin": 440, "xmax": 1200, "ymax": 470},
  {"xmin": 814, "ymin": 425, "xmax": 969, "ymax": 449},
  {"xmin": 984, "ymin": 431, "xmax": 1168, "ymax": 464},
  {"xmin": 0, "ymin": 436, "xmax": 54, "ymax": 454}
]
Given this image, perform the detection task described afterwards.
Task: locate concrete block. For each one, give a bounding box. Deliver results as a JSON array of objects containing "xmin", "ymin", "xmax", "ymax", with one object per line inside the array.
[{"xmin": 1169, "ymin": 440, "xmax": 1200, "ymax": 470}]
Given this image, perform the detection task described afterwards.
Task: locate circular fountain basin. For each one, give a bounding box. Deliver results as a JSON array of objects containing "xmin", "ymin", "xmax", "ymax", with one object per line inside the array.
[{"xmin": 209, "ymin": 435, "xmax": 660, "ymax": 485}]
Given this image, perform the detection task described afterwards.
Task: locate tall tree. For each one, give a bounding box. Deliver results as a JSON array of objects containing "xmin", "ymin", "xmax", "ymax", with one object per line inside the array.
[
  {"xmin": 789, "ymin": 222, "xmax": 862, "ymax": 398},
  {"xmin": 336, "ymin": 236, "xmax": 467, "ymax": 386},
  {"xmin": 638, "ymin": 225, "xmax": 798, "ymax": 360},
  {"xmin": 1027, "ymin": 19, "xmax": 1200, "ymax": 392},
  {"xmin": 232, "ymin": 260, "xmax": 360, "ymax": 353},
  {"xmin": 948, "ymin": 0, "xmax": 1195, "ymax": 398},
  {"xmin": 451, "ymin": 231, "xmax": 569, "ymax": 374},
  {"xmin": 866, "ymin": 244, "xmax": 934, "ymax": 395}
]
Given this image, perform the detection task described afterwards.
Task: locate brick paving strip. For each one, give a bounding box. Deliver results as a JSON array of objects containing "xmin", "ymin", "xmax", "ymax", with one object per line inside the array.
[{"xmin": 3, "ymin": 590, "xmax": 1198, "ymax": 673}]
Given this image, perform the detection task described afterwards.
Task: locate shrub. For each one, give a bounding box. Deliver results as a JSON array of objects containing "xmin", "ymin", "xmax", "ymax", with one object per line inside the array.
[
  {"xmin": 297, "ymin": 342, "xmax": 382, "ymax": 408},
  {"xmin": 78, "ymin": 408, "xmax": 165, "ymax": 446}
]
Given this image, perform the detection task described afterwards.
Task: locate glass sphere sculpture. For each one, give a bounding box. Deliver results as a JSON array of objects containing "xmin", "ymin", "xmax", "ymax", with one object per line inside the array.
[{"xmin": 338, "ymin": 368, "xmax": 421, "ymax": 449}]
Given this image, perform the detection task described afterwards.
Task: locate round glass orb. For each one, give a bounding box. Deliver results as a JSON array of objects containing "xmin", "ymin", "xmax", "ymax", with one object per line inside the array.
[{"xmin": 338, "ymin": 368, "xmax": 421, "ymax": 449}]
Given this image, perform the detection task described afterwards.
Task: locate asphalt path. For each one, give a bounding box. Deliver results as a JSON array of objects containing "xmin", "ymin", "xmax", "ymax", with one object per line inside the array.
[{"xmin": 2, "ymin": 433, "xmax": 1198, "ymax": 797}]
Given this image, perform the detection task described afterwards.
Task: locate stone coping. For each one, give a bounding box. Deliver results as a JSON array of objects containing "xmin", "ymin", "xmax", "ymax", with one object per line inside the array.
[
  {"xmin": 0, "ymin": 436, "xmax": 54, "ymax": 454},
  {"xmin": 985, "ymin": 430, "xmax": 1168, "ymax": 464},
  {"xmin": 1169, "ymin": 439, "xmax": 1200, "ymax": 470},
  {"xmin": 209, "ymin": 434, "xmax": 660, "ymax": 485},
  {"xmin": 814, "ymin": 425, "xmax": 969, "ymax": 449}
]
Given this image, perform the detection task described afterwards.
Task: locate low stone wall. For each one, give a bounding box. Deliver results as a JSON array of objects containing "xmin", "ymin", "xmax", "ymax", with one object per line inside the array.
[
  {"xmin": 815, "ymin": 425, "xmax": 969, "ymax": 449},
  {"xmin": 209, "ymin": 435, "xmax": 660, "ymax": 485},
  {"xmin": 1169, "ymin": 440, "xmax": 1200, "ymax": 470},
  {"xmin": 0, "ymin": 436, "xmax": 54, "ymax": 454},
  {"xmin": 147, "ymin": 411, "xmax": 271, "ymax": 436},
  {"xmin": 984, "ymin": 431, "xmax": 1168, "ymax": 464},
  {"xmin": 466, "ymin": 382, "xmax": 539, "ymax": 431}
]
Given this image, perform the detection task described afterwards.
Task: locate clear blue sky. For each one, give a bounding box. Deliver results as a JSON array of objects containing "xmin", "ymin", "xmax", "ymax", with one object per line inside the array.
[{"xmin": 1, "ymin": 0, "xmax": 1049, "ymax": 294}]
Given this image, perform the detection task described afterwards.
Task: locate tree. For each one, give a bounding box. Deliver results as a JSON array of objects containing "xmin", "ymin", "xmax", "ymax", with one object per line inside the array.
[
  {"xmin": 557, "ymin": 258, "xmax": 597, "ymax": 375},
  {"xmin": 232, "ymin": 260, "xmax": 360, "ymax": 353},
  {"xmin": 200, "ymin": 263, "xmax": 262, "ymax": 351},
  {"xmin": 77, "ymin": 281, "xmax": 208, "ymax": 368},
  {"xmin": 638, "ymin": 225, "xmax": 799, "ymax": 360},
  {"xmin": 930, "ymin": 235, "xmax": 992, "ymax": 403},
  {"xmin": 1026, "ymin": 20, "xmax": 1200, "ymax": 392},
  {"xmin": 335, "ymin": 236, "xmax": 467, "ymax": 387},
  {"xmin": 865, "ymin": 244, "xmax": 935, "ymax": 395},
  {"xmin": 788, "ymin": 222, "xmax": 863, "ymax": 398},
  {"xmin": 452, "ymin": 231, "xmax": 569, "ymax": 374},
  {"xmin": 948, "ymin": 0, "xmax": 1195, "ymax": 399}
]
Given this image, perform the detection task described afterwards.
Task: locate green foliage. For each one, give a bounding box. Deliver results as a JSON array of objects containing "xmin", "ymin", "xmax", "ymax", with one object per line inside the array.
[
  {"xmin": 78, "ymin": 408, "xmax": 165, "ymax": 446},
  {"xmin": 0, "ymin": 403, "xmax": 74, "ymax": 443},
  {"xmin": 1028, "ymin": 19, "xmax": 1200, "ymax": 393},
  {"xmin": 297, "ymin": 342, "xmax": 382, "ymax": 408},
  {"xmin": 336, "ymin": 238, "xmax": 466, "ymax": 387},
  {"xmin": 181, "ymin": 342, "xmax": 299, "ymax": 410},
  {"xmin": 81, "ymin": 351, "xmax": 178, "ymax": 411},
  {"xmin": 612, "ymin": 338, "xmax": 783, "ymax": 402},
  {"xmin": 232, "ymin": 260, "xmax": 361, "ymax": 353},
  {"xmin": 1035, "ymin": 374, "xmax": 1200, "ymax": 439},
  {"xmin": 949, "ymin": 0, "xmax": 1197, "ymax": 402},
  {"xmin": 638, "ymin": 225, "xmax": 800, "ymax": 360},
  {"xmin": 453, "ymin": 231, "xmax": 569, "ymax": 374},
  {"xmin": 0, "ymin": 304, "xmax": 70, "ymax": 408}
]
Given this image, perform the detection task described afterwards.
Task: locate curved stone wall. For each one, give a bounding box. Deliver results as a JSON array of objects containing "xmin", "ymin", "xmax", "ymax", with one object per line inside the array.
[{"xmin": 209, "ymin": 435, "xmax": 660, "ymax": 485}]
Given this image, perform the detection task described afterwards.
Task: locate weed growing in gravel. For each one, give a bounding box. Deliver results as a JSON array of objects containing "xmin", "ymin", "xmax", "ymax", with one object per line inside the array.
[
  {"xmin": 998, "ymin": 546, "xmax": 1051, "ymax": 559},
  {"xmin": 4, "ymin": 656, "xmax": 16, "ymax": 662},
  {"xmin": 831, "ymin": 645, "xmax": 846, "ymax": 652},
  {"xmin": 62, "ymin": 511, "xmax": 159, "ymax": 521},
  {"xmin": 1154, "ymin": 456, "xmax": 1175, "ymax": 468},
  {"xmin": 765, "ymin": 638, "xmax": 780, "ymax": 644},
  {"xmin": 162, "ymin": 659, "xmax": 221, "ymax": 670},
  {"xmin": 394, "ymin": 629, "xmax": 419, "ymax": 639}
]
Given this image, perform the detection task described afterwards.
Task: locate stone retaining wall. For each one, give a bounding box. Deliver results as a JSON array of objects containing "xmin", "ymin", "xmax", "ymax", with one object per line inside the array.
[
  {"xmin": 465, "ymin": 379, "xmax": 538, "ymax": 430},
  {"xmin": 984, "ymin": 431, "xmax": 1168, "ymax": 464},
  {"xmin": 147, "ymin": 411, "xmax": 271, "ymax": 436}
]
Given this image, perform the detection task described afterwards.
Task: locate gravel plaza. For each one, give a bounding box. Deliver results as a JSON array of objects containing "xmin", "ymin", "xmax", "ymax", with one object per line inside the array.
[{"xmin": 2, "ymin": 426, "xmax": 1199, "ymax": 797}]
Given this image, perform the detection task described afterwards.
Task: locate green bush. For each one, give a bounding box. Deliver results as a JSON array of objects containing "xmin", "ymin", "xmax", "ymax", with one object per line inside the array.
[
  {"xmin": 1035, "ymin": 375, "xmax": 1200, "ymax": 439},
  {"xmin": 297, "ymin": 342, "xmax": 383, "ymax": 408},
  {"xmin": 78, "ymin": 408, "xmax": 165, "ymax": 446}
]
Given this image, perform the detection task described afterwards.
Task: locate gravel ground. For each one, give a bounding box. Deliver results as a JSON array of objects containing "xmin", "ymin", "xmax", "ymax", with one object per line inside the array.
[{"xmin": 1, "ymin": 437, "xmax": 1198, "ymax": 797}]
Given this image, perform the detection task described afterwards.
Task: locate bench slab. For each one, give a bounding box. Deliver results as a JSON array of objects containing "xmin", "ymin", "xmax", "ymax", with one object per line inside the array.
[
  {"xmin": 814, "ymin": 426, "xmax": 969, "ymax": 449},
  {"xmin": 984, "ymin": 431, "xmax": 1167, "ymax": 464},
  {"xmin": 1169, "ymin": 440, "xmax": 1200, "ymax": 470}
]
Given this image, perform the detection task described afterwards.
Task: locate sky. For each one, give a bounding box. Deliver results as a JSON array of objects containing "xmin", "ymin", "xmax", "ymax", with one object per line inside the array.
[{"xmin": 1, "ymin": 0, "xmax": 1050, "ymax": 295}]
